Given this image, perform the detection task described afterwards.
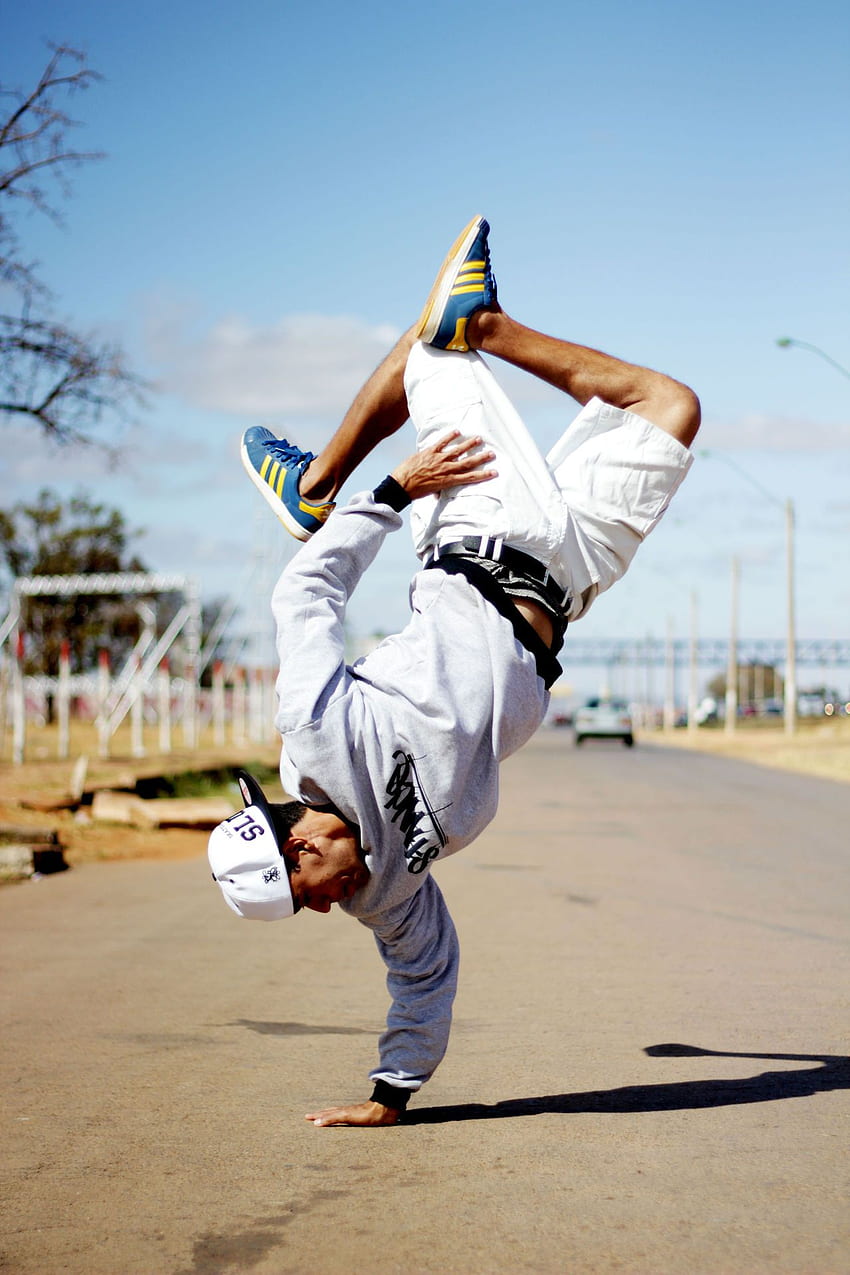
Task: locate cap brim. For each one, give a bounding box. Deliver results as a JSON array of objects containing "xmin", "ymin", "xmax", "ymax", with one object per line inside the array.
[{"xmin": 237, "ymin": 769, "xmax": 274, "ymax": 817}]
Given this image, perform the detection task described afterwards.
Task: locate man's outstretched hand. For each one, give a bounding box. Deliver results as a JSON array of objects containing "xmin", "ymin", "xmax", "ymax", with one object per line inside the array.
[
  {"xmin": 305, "ymin": 1100, "xmax": 400, "ymax": 1128},
  {"xmin": 392, "ymin": 432, "xmax": 496, "ymax": 501}
]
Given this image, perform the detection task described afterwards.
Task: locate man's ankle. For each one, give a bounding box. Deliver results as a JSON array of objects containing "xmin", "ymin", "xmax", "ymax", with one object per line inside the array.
[
  {"xmin": 466, "ymin": 305, "xmax": 503, "ymax": 350},
  {"xmin": 300, "ymin": 461, "xmax": 334, "ymax": 504}
]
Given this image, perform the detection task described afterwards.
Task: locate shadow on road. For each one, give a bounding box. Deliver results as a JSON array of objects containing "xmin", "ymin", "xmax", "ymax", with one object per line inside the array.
[
  {"xmin": 405, "ymin": 1044, "xmax": 850, "ymax": 1125},
  {"xmin": 229, "ymin": 1019, "xmax": 374, "ymax": 1036}
]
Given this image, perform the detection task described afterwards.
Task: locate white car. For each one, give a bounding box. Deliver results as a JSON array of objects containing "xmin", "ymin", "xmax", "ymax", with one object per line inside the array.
[{"xmin": 574, "ymin": 698, "xmax": 634, "ymax": 747}]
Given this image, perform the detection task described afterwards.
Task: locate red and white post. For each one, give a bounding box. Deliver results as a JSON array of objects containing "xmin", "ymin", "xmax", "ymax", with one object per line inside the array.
[{"xmin": 58, "ymin": 639, "xmax": 71, "ymax": 759}]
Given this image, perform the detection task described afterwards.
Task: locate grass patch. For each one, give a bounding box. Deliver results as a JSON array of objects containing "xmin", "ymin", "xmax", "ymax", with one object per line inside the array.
[{"xmin": 135, "ymin": 761, "xmax": 282, "ymax": 801}]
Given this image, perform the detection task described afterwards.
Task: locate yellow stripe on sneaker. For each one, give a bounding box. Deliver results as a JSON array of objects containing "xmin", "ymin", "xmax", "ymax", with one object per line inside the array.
[
  {"xmin": 299, "ymin": 498, "xmax": 333, "ymax": 520},
  {"xmin": 451, "ymin": 284, "xmax": 488, "ymax": 295},
  {"xmin": 260, "ymin": 456, "xmax": 272, "ymax": 480},
  {"xmin": 412, "ymin": 215, "xmax": 485, "ymax": 343},
  {"xmin": 275, "ymin": 466, "xmax": 286, "ymax": 498},
  {"xmin": 446, "ymin": 318, "xmax": 470, "ymax": 352}
]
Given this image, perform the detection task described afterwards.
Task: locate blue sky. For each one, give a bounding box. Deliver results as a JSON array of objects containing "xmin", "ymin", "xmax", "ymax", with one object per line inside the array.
[{"xmin": 2, "ymin": 0, "xmax": 849, "ymax": 697}]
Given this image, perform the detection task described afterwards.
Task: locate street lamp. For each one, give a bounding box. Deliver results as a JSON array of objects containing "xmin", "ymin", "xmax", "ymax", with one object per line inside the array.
[
  {"xmin": 700, "ymin": 451, "xmax": 797, "ymax": 736},
  {"xmin": 773, "ymin": 336, "xmax": 848, "ymax": 728},
  {"xmin": 776, "ymin": 338, "xmax": 850, "ymax": 382},
  {"xmin": 726, "ymin": 555, "xmax": 740, "ymax": 734}
]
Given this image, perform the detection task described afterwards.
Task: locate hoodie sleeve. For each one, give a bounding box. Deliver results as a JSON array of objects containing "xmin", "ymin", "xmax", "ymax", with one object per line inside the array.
[
  {"xmin": 363, "ymin": 874, "xmax": 460, "ymax": 1092},
  {"xmin": 271, "ymin": 491, "xmax": 404, "ymax": 735}
]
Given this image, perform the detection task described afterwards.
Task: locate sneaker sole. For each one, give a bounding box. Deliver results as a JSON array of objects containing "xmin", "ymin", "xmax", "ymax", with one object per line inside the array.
[
  {"xmin": 239, "ymin": 440, "xmax": 314, "ymax": 541},
  {"xmin": 414, "ymin": 214, "xmax": 485, "ymax": 346}
]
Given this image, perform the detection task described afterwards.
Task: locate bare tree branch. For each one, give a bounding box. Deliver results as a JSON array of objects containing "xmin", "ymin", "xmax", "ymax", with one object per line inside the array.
[
  {"xmin": 0, "ymin": 43, "xmax": 147, "ymax": 447},
  {"xmin": 0, "ymin": 315, "xmax": 146, "ymax": 442},
  {"xmin": 0, "ymin": 45, "xmax": 104, "ymax": 238}
]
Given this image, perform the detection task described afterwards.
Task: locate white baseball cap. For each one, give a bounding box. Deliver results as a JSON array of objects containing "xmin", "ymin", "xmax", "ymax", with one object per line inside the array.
[{"xmin": 208, "ymin": 770, "xmax": 295, "ymax": 921}]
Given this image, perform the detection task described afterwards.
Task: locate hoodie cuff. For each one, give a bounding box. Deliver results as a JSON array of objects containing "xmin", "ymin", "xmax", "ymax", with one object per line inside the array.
[
  {"xmin": 370, "ymin": 1079, "xmax": 412, "ymax": 1110},
  {"xmin": 372, "ymin": 476, "xmax": 412, "ymax": 512}
]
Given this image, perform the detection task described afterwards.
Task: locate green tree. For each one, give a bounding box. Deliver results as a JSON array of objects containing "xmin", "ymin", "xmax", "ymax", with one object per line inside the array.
[
  {"xmin": 0, "ymin": 488, "xmax": 147, "ymax": 677},
  {"xmin": 0, "ymin": 44, "xmax": 144, "ymax": 443},
  {"xmin": 1, "ymin": 488, "xmax": 239, "ymax": 690},
  {"xmin": 707, "ymin": 662, "xmax": 784, "ymax": 704}
]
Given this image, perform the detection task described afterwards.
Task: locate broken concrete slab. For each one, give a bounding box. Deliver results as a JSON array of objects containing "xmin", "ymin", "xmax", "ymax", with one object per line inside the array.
[
  {"xmin": 90, "ymin": 791, "xmax": 233, "ymax": 830},
  {"xmin": 0, "ymin": 826, "xmax": 60, "ymax": 845},
  {"xmin": 0, "ymin": 828, "xmax": 68, "ymax": 880},
  {"xmin": 91, "ymin": 791, "xmax": 159, "ymax": 828},
  {"xmin": 141, "ymin": 796, "xmax": 234, "ymax": 829}
]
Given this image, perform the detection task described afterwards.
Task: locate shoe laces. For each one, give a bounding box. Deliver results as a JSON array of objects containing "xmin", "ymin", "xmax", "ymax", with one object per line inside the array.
[{"xmin": 264, "ymin": 438, "xmax": 315, "ymax": 468}]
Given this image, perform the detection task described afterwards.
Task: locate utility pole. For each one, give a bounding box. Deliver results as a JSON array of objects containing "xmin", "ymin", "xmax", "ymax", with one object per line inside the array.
[
  {"xmin": 664, "ymin": 616, "xmax": 676, "ymax": 730},
  {"xmin": 725, "ymin": 556, "xmax": 739, "ymax": 734},
  {"xmin": 700, "ymin": 449, "xmax": 798, "ymax": 735},
  {"xmin": 774, "ymin": 336, "xmax": 849, "ymax": 731},
  {"xmin": 785, "ymin": 498, "xmax": 797, "ymax": 736},
  {"xmin": 688, "ymin": 592, "xmax": 699, "ymax": 733}
]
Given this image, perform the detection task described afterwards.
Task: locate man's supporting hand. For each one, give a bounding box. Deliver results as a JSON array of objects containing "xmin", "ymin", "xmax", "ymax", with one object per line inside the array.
[
  {"xmin": 305, "ymin": 1100, "xmax": 400, "ymax": 1128},
  {"xmin": 391, "ymin": 432, "xmax": 496, "ymax": 501}
]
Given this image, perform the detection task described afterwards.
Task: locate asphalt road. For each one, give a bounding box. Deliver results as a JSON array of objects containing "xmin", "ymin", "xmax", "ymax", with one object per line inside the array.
[{"xmin": 1, "ymin": 732, "xmax": 848, "ymax": 1275}]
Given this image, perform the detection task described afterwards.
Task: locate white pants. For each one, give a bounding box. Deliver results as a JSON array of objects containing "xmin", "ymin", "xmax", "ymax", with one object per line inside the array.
[{"xmin": 404, "ymin": 342, "xmax": 693, "ymax": 621}]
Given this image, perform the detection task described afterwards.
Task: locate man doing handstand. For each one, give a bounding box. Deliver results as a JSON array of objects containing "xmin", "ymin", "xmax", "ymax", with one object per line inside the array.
[{"xmin": 207, "ymin": 216, "xmax": 700, "ymax": 1126}]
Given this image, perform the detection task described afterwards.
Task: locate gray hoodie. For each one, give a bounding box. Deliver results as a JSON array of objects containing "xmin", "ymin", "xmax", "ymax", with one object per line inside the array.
[{"xmin": 273, "ymin": 489, "xmax": 549, "ymax": 1092}]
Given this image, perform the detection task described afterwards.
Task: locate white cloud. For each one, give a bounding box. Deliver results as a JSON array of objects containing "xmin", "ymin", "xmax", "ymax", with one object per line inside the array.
[
  {"xmin": 0, "ymin": 415, "xmax": 222, "ymax": 495},
  {"xmin": 146, "ymin": 309, "xmax": 403, "ymax": 425},
  {"xmin": 702, "ymin": 411, "xmax": 850, "ymax": 450},
  {"xmin": 144, "ymin": 298, "xmax": 850, "ymax": 453},
  {"xmin": 0, "ymin": 422, "xmax": 119, "ymax": 492},
  {"xmin": 143, "ymin": 300, "xmax": 587, "ymax": 432}
]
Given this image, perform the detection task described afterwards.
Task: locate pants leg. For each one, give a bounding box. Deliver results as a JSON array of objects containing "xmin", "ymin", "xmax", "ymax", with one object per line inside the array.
[
  {"xmin": 545, "ymin": 397, "xmax": 693, "ymax": 617},
  {"xmin": 403, "ymin": 342, "xmax": 694, "ymax": 623},
  {"xmin": 404, "ymin": 342, "xmax": 566, "ymax": 567}
]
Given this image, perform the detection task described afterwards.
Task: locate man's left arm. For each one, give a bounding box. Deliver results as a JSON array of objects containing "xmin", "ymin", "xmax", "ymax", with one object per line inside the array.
[
  {"xmin": 275, "ymin": 432, "xmax": 496, "ymax": 737},
  {"xmin": 272, "ymin": 492, "xmax": 404, "ymax": 736}
]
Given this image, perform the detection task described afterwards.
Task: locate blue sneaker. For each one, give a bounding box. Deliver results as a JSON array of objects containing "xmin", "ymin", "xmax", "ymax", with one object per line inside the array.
[
  {"xmin": 414, "ymin": 215, "xmax": 497, "ymax": 352},
  {"xmin": 240, "ymin": 426, "xmax": 334, "ymax": 541}
]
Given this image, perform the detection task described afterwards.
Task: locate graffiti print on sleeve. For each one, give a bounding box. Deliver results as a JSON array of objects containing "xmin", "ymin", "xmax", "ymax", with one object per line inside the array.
[{"xmin": 384, "ymin": 749, "xmax": 449, "ymax": 873}]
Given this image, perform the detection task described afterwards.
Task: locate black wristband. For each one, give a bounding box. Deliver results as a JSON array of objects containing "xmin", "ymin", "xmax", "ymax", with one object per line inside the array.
[
  {"xmin": 373, "ymin": 475, "xmax": 412, "ymax": 512},
  {"xmin": 369, "ymin": 1079, "xmax": 412, "ymax": 1111}
]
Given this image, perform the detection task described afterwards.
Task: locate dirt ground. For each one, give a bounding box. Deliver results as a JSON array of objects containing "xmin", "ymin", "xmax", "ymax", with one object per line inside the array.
[
  {"xmin": 645, "ymin": 716, "xmax": 850, "ymax": 784},
  {"xmin": 1, "ymin": 717, "xmax": 848, "ymax": 869},
  {"xmin": 0, "ymin": 729, "xmax": 282, "ymax": 869}
]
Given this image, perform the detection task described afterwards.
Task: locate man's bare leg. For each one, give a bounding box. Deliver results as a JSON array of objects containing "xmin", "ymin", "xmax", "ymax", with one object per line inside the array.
[
  {"xmin": 302, "ymin": 308, "xmax": 699, "ymax": 508},
  {"xmin": 466, "ymin": 307, "xmax": 701, "ymax": 448},
  {"xmin": 300, "ymin": 328, "xmax": 418, "ymax": 502},
  {"xmin": 301, "ymin": 311, "xmax": 699, "ymax": 507}
]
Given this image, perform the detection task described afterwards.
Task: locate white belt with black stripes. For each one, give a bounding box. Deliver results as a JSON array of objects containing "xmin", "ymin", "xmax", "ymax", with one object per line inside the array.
[{"xmin": 423, "ymin": 537, "xmax": 571, "ymax": 613}]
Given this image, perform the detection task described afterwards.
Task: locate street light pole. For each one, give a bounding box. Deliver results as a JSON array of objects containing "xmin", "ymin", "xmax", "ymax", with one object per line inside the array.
[
  {"xmin": 664, "ymin": 615, "xmax": 676, "ymax": 731},
  {"xmin": 776, "ymin": 338, "xmax": 850, "ymax": 382},
  {"xmin": 700, "ymin": 450, "xmax": 797, "ymax": 735},
  {"xmin": 774, "ymin": 336, "xmax": 849, "ymax": 728},
  {"xmin": 688, "ymin": 591, "xmax": 699, "ymax": 733},
  {"xmin": 785, "ymin": 498, "xmax": 797, "ymax": 736},
  {"xmin": 726, "ymin": 556, "xmax": 739, "ymax": 734}
]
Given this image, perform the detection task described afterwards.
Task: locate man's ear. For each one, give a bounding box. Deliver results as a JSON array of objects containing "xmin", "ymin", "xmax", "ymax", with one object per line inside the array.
[
  {"xmin": 283, "ymin": 837, "xmax": 320, "ymax": 872},
  {"xmin": 282, "ymin": 837, "xmax": 303, "ymax": 873}
]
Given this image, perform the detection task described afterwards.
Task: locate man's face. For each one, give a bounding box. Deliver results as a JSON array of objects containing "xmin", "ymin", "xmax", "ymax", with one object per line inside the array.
[{"xmin": 285, "ymin": 811, "xmax": 369, "ymax": 914}]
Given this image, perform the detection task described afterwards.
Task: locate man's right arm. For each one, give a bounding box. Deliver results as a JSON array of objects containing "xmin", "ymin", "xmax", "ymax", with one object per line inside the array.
[
  {"xmin": 305, "ymin": 877, "xmax": 461, "ymax": 1127},
  {"xmin": 368, "ymin": 874, "xmax": 461, "ymax": 1095}
]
